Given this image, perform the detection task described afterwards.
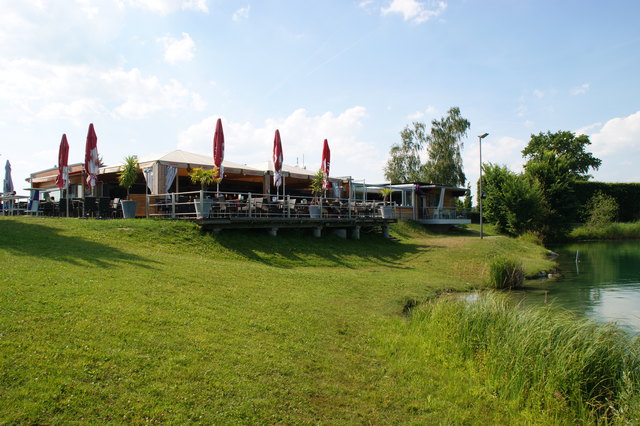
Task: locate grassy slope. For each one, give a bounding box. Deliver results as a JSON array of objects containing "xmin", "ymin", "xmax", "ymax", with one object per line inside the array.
[{"xmin": 0, "ymin": 218, "xmax": 555, "ymax": 423}]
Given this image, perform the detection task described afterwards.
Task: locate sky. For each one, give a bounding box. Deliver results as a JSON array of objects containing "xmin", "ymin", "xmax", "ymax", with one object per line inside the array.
[{"xmin": 2, "ymin": 0, "xmax": 640, "ymax": 198}]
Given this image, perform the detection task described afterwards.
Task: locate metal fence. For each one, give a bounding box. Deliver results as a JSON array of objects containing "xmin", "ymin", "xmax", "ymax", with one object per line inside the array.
[{"xmin": 146, "ymin": 190, "xmax": 398, "ymax": 220}]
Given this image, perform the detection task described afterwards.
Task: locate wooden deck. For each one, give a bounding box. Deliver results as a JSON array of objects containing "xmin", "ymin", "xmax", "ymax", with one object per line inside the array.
[{"xmin": 147, "ymin": 191, "xmax": 397, "ymax": 238}]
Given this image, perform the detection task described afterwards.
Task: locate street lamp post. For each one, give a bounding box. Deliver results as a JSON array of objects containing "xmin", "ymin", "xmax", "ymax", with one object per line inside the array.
[{"xmin": 478, "ymin": 133, "xmax": 489, "ymax": 239}]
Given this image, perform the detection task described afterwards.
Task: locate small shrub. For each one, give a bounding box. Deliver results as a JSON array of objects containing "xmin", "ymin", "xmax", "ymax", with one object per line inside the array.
[
  {"xmin": 584, "ymin": 191, "xmax": 619, "ymax": 227},
  {"xmin": 486, "ymin": 256, "xmax": 524, "ymax": 289},
  {"xmin": 518, "ymin": 231, "xmax": 543, "ymax": 246}
]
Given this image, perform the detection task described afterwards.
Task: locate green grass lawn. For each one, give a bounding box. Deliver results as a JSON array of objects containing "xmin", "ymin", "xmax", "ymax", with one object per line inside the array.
[{"xmin": 1, "ymin": 217, "xmax": 559, "ymax": 423}]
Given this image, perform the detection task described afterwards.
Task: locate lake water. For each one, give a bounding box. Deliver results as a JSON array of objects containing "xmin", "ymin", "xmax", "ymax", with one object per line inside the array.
[{"xmin": 511, "ymin": 240, "xmax": 640, "ymax": 333}]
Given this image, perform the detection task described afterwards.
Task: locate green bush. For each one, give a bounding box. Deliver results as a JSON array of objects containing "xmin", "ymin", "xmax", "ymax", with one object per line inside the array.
[
  {"xmin": 584, "ymin": 191, "xmax": 619, "ymax": 227},
  {"xmin": 518, "ymin": 231, "xmax": 543, "ymax": 246},
  {"xmin": 481, "ymin": 163, "xmax": 545, "ymax": 237},
  {"xmin": 486, "ymin": 256, "xmax": 524, "ymax": 289}
]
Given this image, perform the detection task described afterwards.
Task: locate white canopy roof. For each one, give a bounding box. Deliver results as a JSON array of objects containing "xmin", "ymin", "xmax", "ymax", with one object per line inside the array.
[{"xmin": 101, "ymin": 150, "xmax": 264, "ymax": 176}]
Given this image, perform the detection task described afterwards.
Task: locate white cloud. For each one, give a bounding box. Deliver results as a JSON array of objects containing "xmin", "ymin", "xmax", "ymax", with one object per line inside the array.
[
  {"xmin": 524, "ymin": 120, "xmax": 534, "ymax": 128},
  {"xmin": 516, "ymin": 104, "xmax": 528, "ymax": 118},
  {"xmin": 588, "ymin": 111, "xmax": 640, "ymax": 157},
  {"xmin": 158, "ymin": 32, "xmax": 196, "ymax": 64},
  {"xmin": 578, "ymin": 111, "xmax": 640, "ymax": 182},
  {"xmin": 100, "ymin": 68, "xmax": 205, "ymax": 119},
  {"xmin": 575, "ymin": 121, "xmax": 602, "ymax": 136},
  {"xmin": 407, "ymin": 105, "xmax": 437, "ymax": 120},
  {"xmin": 381, "ymin": 0, "xmax": 447, "ymax": 24},
  {"xmin": 570, "ymin": 83, "xmax": 590, "ymax": 96},
  {"xmin": 178, "ymin": 107, "xmax": 384, "ymax": 180},
  {"xmin": 532, "ymin": 88, "xmax": 545, "ymax": 99},
  {"xmin": 122, "ymin": 0, "xmax": 208, "ymax": 15},
  {"xmin": 0, "ymin": 59, "xmax": 205, "ymax": 122},
  {"xmin": 232, "ymin": 5, "xmax": 250, "ymax": 21},
  {"xmin": 38, "ymin": 99, "xmax": 106, "ymax": 124}
]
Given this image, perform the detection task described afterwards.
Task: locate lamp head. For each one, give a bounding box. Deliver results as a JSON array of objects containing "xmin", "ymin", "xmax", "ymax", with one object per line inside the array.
[{"xmin": 479, "ymin": 133, "xmax": 489, "ymax": 139}]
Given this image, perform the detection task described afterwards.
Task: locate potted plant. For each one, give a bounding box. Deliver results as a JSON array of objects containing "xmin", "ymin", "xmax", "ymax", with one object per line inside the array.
[
  {"xmin": 379, "ymin": 187, "xmax": 393, "ymax": 219},
  {"xmin": 189, "ymin": 167, "xmax": 221, "ymax": 219},
  {"xmin": 118, "ymin": 155, "xmax": 139, "ymax": 219},
  {"xmin": 308, "ymin": 169, "xmax": 324, "ymax": 218}
]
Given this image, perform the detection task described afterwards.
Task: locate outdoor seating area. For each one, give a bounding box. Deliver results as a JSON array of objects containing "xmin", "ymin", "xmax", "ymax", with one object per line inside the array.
[
  {"xmin": 1, "ymin": 196, "xmax": 123, "ymax": 219},
  {"xmin": 146, "ymin": 190, "xmax": 395, "ymax": 221}
]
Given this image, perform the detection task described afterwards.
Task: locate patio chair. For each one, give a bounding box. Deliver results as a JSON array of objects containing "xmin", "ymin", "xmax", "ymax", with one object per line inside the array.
[
  {"xmin": 84, "ymin": 197, "xmax": 97, "ymax": 217},
  {"xmin": 97, "ymin": 197, "xmax": 111, "ymax": 218},
  {"xmin": 26, "ymin": 199, "xmax": 40, "ymax": 216},
  {"xmin": 111, "ymin": 198, "xmax": 121, "ymax": 218}
]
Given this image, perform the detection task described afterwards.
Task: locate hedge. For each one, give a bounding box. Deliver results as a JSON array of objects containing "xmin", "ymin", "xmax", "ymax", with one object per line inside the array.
[{"xmin": 573, "ymin": 181, "xmax": 640, "ymax": 222}]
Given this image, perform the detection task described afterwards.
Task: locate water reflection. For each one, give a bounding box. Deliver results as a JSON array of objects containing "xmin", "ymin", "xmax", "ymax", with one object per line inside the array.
[{"xmin": 510, "ymin": 241, "xmax": 640, "ymax": 333}]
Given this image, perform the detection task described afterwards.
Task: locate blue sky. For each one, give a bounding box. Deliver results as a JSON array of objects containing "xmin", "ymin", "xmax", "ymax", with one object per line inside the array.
[{"xmin": 2, "ymin": 0, "xmax": 639, "ymax": 197}]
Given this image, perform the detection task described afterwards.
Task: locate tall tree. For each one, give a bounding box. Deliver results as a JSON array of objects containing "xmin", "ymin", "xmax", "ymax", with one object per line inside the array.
[
  {"xmin": 384, "ymin": 107, "xmax": 470, "ymax": 186},
  {"xmin": 422, "ymin": 107, "xmax": 470, "ymax": 186},
  {"xmin": 522, "ymin": 131, "xmax": 601, "ymax": 180},
  {"xmin": 522, "ymin": 130, "xmax": 602, "ymax": 240},
  {"xmin": 383, "ymin": 122, "xmax": 426, "ymax": 183}
]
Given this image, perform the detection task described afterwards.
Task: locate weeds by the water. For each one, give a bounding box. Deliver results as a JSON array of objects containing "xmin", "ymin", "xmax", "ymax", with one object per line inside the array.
[
  {"xmin": 569, "ymin": 221, "xmax": 640, "ymax": 240},
  {"xmin": 411, "ymin": 293, "xmax": 640, "ymax": 423},
  {"xmin": 486, "ymin": 257, "xmax": 525, "ymax": 289}
]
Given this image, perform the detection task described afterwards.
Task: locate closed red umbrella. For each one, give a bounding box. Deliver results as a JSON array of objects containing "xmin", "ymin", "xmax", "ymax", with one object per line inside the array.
[
  {"xmin": 84, "ymin": 123, "xmax": 99, "ymax": 192},
  {"xmin": 56, "ymin": 134, "xmax": 69, "ymax": 189},
  {"xmin": 321, "ymin": 139, "xmax": 330, "ymax": 190},
  {"xmin": 57, "ymin": 133, "xmax": 70, "ymax": 216},
  {"xmin": 273, "ymin": 129, "xmax": 283, "ymax": 190},
  {"xmin": 213, "ymin": 118, "xmax": 224, "ymax": 180}
]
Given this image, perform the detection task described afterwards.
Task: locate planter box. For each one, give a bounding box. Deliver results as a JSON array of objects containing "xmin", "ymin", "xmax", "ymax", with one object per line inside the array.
[
  {"xmin": 379, "ymin": 205, "xmax": 393, "ymax": 219},
  {"xmin": 194, "ymin": 198, "xmax": 213, "ymax": 219},
  {"xmin": 121, "ymin": 200, "xmax": 138, "ymax": 219},
  {"xmin": 308, "ymin": 205, "xmax": 321, "ymax": 219}
]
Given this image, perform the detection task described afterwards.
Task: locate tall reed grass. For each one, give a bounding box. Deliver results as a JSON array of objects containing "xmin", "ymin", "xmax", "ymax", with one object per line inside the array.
[
  {"xmin": 412, "ymin": 293, "xmax": 640, "ymax": 422},
  {"xmin": 569, "ymin": 221, "xmax": 640, "ymax": 240},
  {"xmin": 486, "ymin": 256, "xmax": 525, "ymax": 289}
]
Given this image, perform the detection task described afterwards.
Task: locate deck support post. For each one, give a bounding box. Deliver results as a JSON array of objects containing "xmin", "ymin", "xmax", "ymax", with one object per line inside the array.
[
  {"xmin": 351, "ymin": 225, "xmax": 361, "ymax": 240},
  {"xmin": 333, "ymin": 228, "xmax": 347, "ymax": 239},
  {"xmin": 313, "ymin": 226, "xmax": 322, "ymax": 238},
  {"xmin": 268, "ymin": 227, "xmax": 278, "ymax": 237},
  {"xmin": 382, "ymin": 224, "xmax": 390, "ymax": 239}
]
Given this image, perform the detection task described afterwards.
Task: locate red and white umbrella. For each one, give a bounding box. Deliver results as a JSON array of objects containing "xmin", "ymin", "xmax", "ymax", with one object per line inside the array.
[
  {"xmin": 84, "ymin": 123, "xmax": 99, "ymax": 190},
  {"xmin": 213, "ymin": 118, "xmax": 225, "ymax": 180},
  {"xmin": 321, "ymin": 139, "xmax": 331, "ymax": 190},
  {"xmin": 56, "ymin": 134, "xmax": 69, "ymax": 190},
  {"xmin": 273, "ymin": 129, "xmax": 283, "ymax": 188}
]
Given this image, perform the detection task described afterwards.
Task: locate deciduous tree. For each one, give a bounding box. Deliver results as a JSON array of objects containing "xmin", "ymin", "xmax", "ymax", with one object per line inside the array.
[
  {"xmin": 383, "ymin": 122, "xmax": 426, "ymax": 184},
  {"xmin": 523, "ymin": 131, "xmax": 601, "ymax": 239},
  {"xmin": 422, "ymin": 107, "xmax": 470, "ymax": 187},
  {"xmin": 384, "ymin": 107, "xmax": 470, "ymax": 186}
]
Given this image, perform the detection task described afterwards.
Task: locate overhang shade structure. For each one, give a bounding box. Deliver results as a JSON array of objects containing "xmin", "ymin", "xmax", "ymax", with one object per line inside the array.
[
  {"xmin": 100, "ymin": 150, "xmax": 264, "ymax": 195},
  {"xmin": 249, "ymin": 160, "xmax": 345, "ymax": 197}
]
